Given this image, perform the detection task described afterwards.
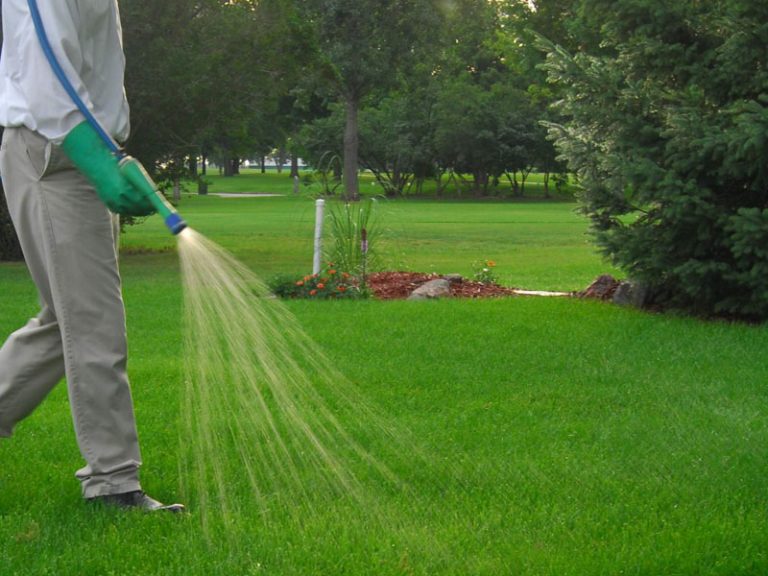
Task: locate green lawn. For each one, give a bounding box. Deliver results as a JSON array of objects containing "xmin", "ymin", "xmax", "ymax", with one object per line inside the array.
[
  {"xmin": 1, "ymin": 175, "xmax": 766, "ymax": 575},
  {"xmin": 126, "ymin": 184, "xmax": 608, "ymax": 291},
  {"xmin": 204, "ymin": 168, "xmax": 574, "ymax": 199}
]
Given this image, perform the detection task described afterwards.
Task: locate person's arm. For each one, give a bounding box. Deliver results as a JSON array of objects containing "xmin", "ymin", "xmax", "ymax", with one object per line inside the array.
[
  {"xmin": 23, "ymin": 0, "xmax": 92, "ymax": 143},
  {"xmin": 27, "ymin": 0, "xmax": 152, "ymax": 216}
]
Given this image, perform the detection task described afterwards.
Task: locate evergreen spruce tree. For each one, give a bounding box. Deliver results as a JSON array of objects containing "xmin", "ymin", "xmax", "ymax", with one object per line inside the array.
[{"xmin": 542, "ymin": 0, "xmax": 768, "ymax": 318}]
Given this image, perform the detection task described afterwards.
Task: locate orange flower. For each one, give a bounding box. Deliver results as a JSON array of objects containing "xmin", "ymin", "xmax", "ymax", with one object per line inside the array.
[
  {"xmin": 304, "ymin": 275, "xmax": 312, "ymax": 281},
  {"xmin": 317, "ymin": 283, "xmax": 325, "ymax": 289},
  {"xmin": 338, "ymin": 286, "xmax": 347, "ymax": 292},
  {"xmin": 296, "ymin": 281, "xmax": 304, "ymax": 287},
  {"xmin": 342, "ymin": 272, "xmax": 350, "ymax": 279},
  {"xmin": 309, "ymin": 289, "xmax": 317, "ymax": 296},
  {"xmin": 329, "ymin": 269, "xmax": 337, "ymax": 275},
  {"xmin": 487, "ymin": 260, "xmax": 496, "ymax": 267}
]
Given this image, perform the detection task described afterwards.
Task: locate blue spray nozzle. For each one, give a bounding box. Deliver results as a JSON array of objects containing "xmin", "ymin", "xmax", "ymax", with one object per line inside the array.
[{"xmin": 165, "ymin": 213, "xmax": 188, "ymax": 235}]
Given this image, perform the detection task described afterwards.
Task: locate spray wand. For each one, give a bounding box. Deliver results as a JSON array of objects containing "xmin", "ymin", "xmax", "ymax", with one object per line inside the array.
[{"xmin": 27, "ymin": 0, "xmax": 187, "ymax": 235}]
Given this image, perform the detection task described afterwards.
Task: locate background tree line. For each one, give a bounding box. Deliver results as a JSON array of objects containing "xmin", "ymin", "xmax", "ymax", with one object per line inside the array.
[{"xmin": 118, "ymin": 0, "xmax": 570, "ymax": 200}]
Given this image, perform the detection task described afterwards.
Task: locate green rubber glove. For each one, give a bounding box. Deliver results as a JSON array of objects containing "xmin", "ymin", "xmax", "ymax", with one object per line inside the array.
[{"xmin": 61, "ymin": 121, "xmax": 155, "ymax": 217}]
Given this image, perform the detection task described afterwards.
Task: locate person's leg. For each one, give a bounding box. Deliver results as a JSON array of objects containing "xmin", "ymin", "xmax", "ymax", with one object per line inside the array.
[
  {"xmin": 0, "ymin": 127, "xmax": 142, "ymax": 497},
  {"xmin": 0, "ymin": 306, "xmax": 65, "ymax": 437},
  {"xmin": 0, "ymin": 130, "xmax": 66, "ymax": 436}
]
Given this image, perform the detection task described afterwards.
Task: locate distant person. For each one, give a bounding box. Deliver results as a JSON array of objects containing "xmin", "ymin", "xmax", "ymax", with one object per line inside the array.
[{"xmin": 0, "ymin": 0, "xmax": 183, "ymax": 512}]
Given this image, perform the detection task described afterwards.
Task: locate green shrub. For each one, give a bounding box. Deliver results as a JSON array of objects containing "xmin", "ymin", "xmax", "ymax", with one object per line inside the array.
[
  {"xmin": 472, "ymin": 259, "xmax": 499, "ymax": 285},
  {"xmin": 541, "ymin": 2, "xmax": 768, "ymax": 319},
  {"xmin": 269, "ymin": 264, "xmax": 368, "ymax": 300}
]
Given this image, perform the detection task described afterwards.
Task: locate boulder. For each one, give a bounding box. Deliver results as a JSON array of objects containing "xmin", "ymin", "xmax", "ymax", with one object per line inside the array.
[
  {"xmin": 408, "ymin": 278, "xmax": 452, "ymax": 300},
  {"xmin": 612, "ymin": 280, "xmax": 648, "ymax": 308}
]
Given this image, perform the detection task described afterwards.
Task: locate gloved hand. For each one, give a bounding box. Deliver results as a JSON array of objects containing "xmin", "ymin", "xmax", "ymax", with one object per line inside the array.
[{"xmin": 61, "ymin": 121, "xmax": 155, "ymax": 216}]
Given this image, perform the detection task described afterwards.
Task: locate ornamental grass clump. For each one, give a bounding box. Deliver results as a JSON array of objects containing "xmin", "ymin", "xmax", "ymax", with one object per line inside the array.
[{"xmin": 327, "ymin": 198, "xmax": 382, "ymax": 278}]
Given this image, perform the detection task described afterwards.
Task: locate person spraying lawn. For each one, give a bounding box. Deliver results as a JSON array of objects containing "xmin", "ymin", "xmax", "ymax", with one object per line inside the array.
[
  {"xmin": 0, "ymin": 0, "xmax": 183, "ymax": 512},
  {"xmin": 1, "ymin": 1, "xmax": 411, "ymax": 531}
]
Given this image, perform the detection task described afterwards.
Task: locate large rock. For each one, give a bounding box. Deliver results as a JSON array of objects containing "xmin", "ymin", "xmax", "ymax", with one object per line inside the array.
[
  {"xmin": 408, "ymin": 278, "xmax": 452, "ymax": 300},
  {"xmin": 612, "ymin": 280, "xmax": 648, "ymax": 308}
]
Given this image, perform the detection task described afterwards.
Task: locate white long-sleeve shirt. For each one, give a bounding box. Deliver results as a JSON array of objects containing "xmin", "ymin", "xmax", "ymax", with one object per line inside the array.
[{"xmin": 0, "ymin": 0, "xmax": 130, "ymax": 144}]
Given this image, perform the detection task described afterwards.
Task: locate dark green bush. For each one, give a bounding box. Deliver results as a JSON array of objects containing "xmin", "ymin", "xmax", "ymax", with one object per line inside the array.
[{"xmin": 542, "ymin": 1, "xmax": 768, "ymax": 319}]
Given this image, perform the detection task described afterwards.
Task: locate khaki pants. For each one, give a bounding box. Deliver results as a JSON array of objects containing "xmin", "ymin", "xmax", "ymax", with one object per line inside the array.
[{"xmin": 0, "ymin": 127, "xmax": 142, "ymax": 498}]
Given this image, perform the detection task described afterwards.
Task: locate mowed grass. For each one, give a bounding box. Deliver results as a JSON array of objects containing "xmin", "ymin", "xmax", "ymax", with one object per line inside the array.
[
  {"xmin": 130, "ymin": 177, "xmax": 608, "ymax": 290},
  {"xmin": 1, "ymin": 174, "xmax": 767, "ymax": 575}
]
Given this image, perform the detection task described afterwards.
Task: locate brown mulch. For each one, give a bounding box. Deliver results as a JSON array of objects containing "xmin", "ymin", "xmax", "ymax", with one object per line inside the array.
[{"xmin": 366, "ymin": 271, "xmax": 517, "ymax": 300}]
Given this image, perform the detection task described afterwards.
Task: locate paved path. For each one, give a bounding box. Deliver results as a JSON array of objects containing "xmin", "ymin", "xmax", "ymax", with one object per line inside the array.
[
  {"xmin": 512, "ymin": 289, "xmax": 572, "ymax": 297},
  {"xmin": 210, "ymin": 193, "xmax": 285, "ymax": 198}
]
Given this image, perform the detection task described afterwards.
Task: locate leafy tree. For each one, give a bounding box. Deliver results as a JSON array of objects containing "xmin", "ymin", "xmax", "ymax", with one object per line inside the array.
[
  {"xmin": 297, "ymin": 106, "xmax": 345, "ymax": 195},
  {"xmin": 292, "ymin": 0, "xmax": 441, "ymax": 200},
  {"xmin": 542, "ymin": 0, "xmax": 768, "ymax": 318},
  {"xmin": 432, "ymin": 76, "xmax": 537, "ymax": 196},
  {"xmin": 357, "ymin": 92, "xmax": 436, "ymax": 196},
  {"xmin": 121, "ymin": 0, "xmax": 287, "ymax": 180},
  {"xmin": 121, "ymin": 0, "xmax": 213, "ymax": 167}
]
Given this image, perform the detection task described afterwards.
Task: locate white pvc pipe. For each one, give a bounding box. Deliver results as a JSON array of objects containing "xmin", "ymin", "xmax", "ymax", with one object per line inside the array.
[{"xmin": 313, "ymin": 198, "xmax": 325, "ymax": 275}]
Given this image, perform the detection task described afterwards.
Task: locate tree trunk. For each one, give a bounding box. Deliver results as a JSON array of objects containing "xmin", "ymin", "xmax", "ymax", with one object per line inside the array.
[
  {"xmin": 260, "ymin": 156, "xmax": 266, "ymax": 174},
  {"xmin": 521, "ymin": 168, "xmax": 532, "ymax": 196},
  {"xmin": 343, "ymin": 97, "xmax": 360, "ymax": 201},
  {"xmin": 290, "ymin": 153, "xmax": 300, "ymax": 178},
  {"xmin": 198, "ymin": 154, "xmax": 208, "ymax": 195},
  {"xmin": 473, "ymin": 171, "xmax": 488, "ymax": 197},
  {"xmin": 512, "ymin": 172, "xmax": 521, "ymax": 196},
  {"xmin": 188, "ymin": 155, "xmax": 198, "ymax": 177},
  {"xmin": 275, "ymin": 148, "xmax": 287, "ymax": 174},
  {"xmin": 223, "ymin": 156, "xmax": 237, "ymax": 177}
]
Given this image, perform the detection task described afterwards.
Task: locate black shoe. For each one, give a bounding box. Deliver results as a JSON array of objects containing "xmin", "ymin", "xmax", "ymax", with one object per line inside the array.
[{"xmin": 89, "ymin": 490, "xmax": 185, "ymax": 513}]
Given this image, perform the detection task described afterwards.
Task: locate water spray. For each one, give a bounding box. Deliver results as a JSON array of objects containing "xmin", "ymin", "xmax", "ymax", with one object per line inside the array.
[{"xmin": 27, "ymin": 0, "xmax": 187, "ymax": 235}]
